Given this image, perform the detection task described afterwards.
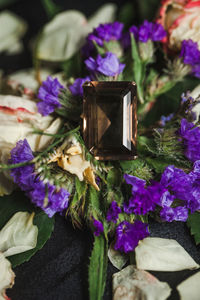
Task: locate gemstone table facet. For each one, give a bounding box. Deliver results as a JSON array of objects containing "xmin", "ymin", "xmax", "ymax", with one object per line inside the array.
[{"xmin": 82, "ymin": 81, "xmax": 137, "ymax": 160}]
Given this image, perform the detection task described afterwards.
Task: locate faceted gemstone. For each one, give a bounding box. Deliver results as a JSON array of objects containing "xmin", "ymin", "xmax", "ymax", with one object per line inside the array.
[{"xmin": 82, "ymin": 81, "xmax": 137, "ymax": 160}]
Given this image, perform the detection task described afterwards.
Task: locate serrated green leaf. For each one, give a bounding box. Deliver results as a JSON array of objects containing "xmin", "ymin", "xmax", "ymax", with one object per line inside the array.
[
  {"xmin": 187, "ymin": 212, "xmax": 200, "ymax": 245},
  {"xmin": 107, "ymin": 168, "xmax": 122, "ymax": 187},
  {"xmin": 145, "ymin": 157, "xmax": 170, "ymax": 174},
  {"xmin": 89, "ymin": 235, "xmax": 108, "ymax": 300},
  {"xmin": 0, "ymin": 191, "xmax": 54, "ymax": 268},
  {"xmin": 120, "ymin": 158, "xmax": 145, "ymax": 173},
  {"xmin": 75, "ymin": 177, "xmax": 87, "ymax": 201}
]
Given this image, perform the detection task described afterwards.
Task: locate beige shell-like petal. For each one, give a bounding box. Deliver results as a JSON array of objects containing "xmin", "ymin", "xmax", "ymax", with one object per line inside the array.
[
  {"xmin": 57, "ymin": 154, "xmax": 90, "ymax": 181},
  {"xmin": 177, "ymin": 271, "xmax": 200, "ymax": 300},
  {"xmin": 0, "ymin": 252, "xmax": 15, "ymax": 300},
  {"xmin": 113, "ymin": 265, "xmax": 171, "ymax": 300},
  {"xmin": 135, "ymin": 237, "xmax": 199, "ymax": 271},
  {"xmin": 84, "ymin": 166, "xmax": 99, "ymax": 191}
]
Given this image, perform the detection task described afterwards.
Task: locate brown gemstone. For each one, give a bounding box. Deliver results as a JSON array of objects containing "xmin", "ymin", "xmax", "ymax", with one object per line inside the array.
[{"xmin": 82, "ymin": 81, "xmax": 137, "ymax": 161}]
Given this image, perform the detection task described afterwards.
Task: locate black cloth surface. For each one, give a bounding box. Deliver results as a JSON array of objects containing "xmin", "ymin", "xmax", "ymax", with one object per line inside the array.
[{"xmin": 7, "ymin": 216, "xmax": 200, "ymax": 300}]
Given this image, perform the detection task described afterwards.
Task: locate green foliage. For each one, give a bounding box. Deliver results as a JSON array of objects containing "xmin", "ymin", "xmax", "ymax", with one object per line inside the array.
[
  {"xmin": 41, "ymin": 0, "xmax": 60, "ymax": 19},
  {"xmin": 144, "ymin": 76, "xmax": 200, "ymax": 126},
  {"xmin": 107, "ymin": 167, "xmax": 122, "ymax": 188},
  {"xmin": 187, "ymin": 212, "xmax": 200, "ymax": 245},
  {"xmin": 136, "ymin": 0, "xmax": 160, "ymax": 22},
  {"xmin": 131, "ymin": 34, "xmax": 145, "ymax": 103},
  {"xmin": 0, "ymin": 192, "xmax": 54, "ymax": 268},
  {"xmin": 120, "ymin": 158, "xmax": 152, "ymax": 181},
  {"xmin": 118, "ymin": 2, "xmax": 135, "ymax": 28},
  {"xmin": 62, "ymin": 53, "xmax": 82, "ymax": 78},
  {"xmin": 89, "ymin": 235, "xmax": 108, "ymax": 300}
]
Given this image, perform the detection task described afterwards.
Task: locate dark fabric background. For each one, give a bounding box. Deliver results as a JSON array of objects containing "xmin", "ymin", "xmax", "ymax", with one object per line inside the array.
[{"xmin": 1, "ymin": 0, "xmax": 200, "ymax": 299}]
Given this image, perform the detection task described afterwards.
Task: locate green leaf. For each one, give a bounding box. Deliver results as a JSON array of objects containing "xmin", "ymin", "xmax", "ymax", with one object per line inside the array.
[
  {"xmin": 120, "ymin": 158, "xmax": 145, "ymax": 173},
  {"xmin": 136, "ymin": 0, "xmax": 160, "ymax": 22},
  {"xmin": 187, "ymin": 212, "xmax": 200, "ymax": 245},
  {"xmin": 89, "ymin": 235, "xmax": 108, "ymax": 300},
  {"xmin": 62, "ymin": 53, "xmax": 82, "ymax": 78},
  {"xmin": 145, "ymin": 157, "xmax": 170, "ymax": 174},
  {"xmin": 131, "ymin": 34, "xmax": 144, "ymax": 103},
  {"xmin": 118, "ymin": 2, "xmax": 135, "ymax": 28},
  {"xmin": 41, "ymin": 0, "xmax": 61, "ymax": 19},
  {"xmin": 107, "ymin": 168, "xmax": 122, "ymax": 188},
  {"xmin": 75, "ymin": 177, "xmax": 87, "ymax": 201},
  {"xmin": 0, "ymin": 191, "xmax": 54, "ymax": 268}
]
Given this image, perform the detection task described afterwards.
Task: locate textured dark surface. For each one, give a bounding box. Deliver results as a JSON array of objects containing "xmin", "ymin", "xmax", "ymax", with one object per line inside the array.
[{"xmin": 7, "ymin": 216, "xmax": 200, "ymax": 300}]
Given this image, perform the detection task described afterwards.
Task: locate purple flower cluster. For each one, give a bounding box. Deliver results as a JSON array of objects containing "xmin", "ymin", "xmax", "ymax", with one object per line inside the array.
[
  {"xmin": 180, "ymin": 40, "xmax": 200, "ymax": 78},
  {"xmin": 130, "ymin": 20, "xmax": 166, "ymax": 43},
  {"xmin": 93, "ymin": 218, "xmax": 104, "ymax": 236},
  {"xmin": 123, "ymin": 174, "xmax": 165, "ymax": 215},
  {"xmin": 106, "ymin": 201, "xmax": 121, "ymax": 223},
  {"xmin": 114, "ymin": 220, "xmax": 149, "ymax": 253},
  {"xmin": 68, "ymin": 76, "xmax": 90, "ymax": 97},
  {"xmin": 123, "ymin": 165, "xmax": 198, "ymax": 223},
  {"xmin": 179, "ymin": 118, "xmax": 200, "ymax": 162},
  {"xmin": 85, "ymin": 52, "xmax": 125, "ymax": 77},
  {"xmin": 160, "ymin": 162, "xmax": 200, "ymax": 214},
  {"xmin": 37, "ymin": 76, "xmax": 64, "ymax": 116},
  {"xmin": 10, "ymin": 139, "xmax": 70, "ymax": 217},
  {"xmin": 88, "ymin": 22, "xmax": 124, "ymax": 46}
]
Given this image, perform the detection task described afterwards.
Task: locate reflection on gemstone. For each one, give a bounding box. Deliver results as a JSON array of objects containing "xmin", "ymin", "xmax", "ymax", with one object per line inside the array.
[{"xmin": 83, "ymin": 81, "xmax": 137, "ymax": 161}]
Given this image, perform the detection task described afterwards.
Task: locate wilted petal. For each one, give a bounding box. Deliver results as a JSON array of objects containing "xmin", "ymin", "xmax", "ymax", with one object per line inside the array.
[
  {"xmin": 0, "ymin": 212, "xmax": 38, "ymax": 257},
  {"xmin": 177, "ymin": 271, "xmax": 200, "ymax": 300},
  {"xmin": 135, "ymin": 237, "xmax": 199, "ymax": 271},
  {"xmin": 113, "ymin": 265, "xmax": 171, "ymax": 300},
  {"xmin": 0, "ymin": 252, "xmax": 15, "ymax": 300}
]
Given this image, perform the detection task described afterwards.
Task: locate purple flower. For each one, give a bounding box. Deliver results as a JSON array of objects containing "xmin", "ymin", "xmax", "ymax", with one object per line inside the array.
[
  {"xmin": 179, "ymin": 118, "xmax": 200, "ymax": 162},
  {"xmin": 160, "ymin": 206, "xmax": 188, "ymax": 222},
  {"xmin": 88, "ymin": 22, "xmax": 124, "ymax": 46},
  {"xmin": 180, "ymin": 40, "xmax": 200, "ymax": 66},
  {"xmin": 160, "ymin": 113, "xmax": 174, "ymax": 126},
  {"xmin": 129, "ymin": 25, "xmax": 138, "ymax": 40},
  {"xmin": 124, "ymin": 174, "xmax": 164, "ymax": 215},
  {"xmin": 129, "ymin": 21, "xmax": 166, "ymax": 43},
  {"xmin": 10, "ymin": 139, "xmax": 34, "ymax": 163},
  {"xmin": 180, "ymin": 40, "xmax": 200, "ymax": 78},
  {"xmin": 161, "ymin": 164, "xmax": 200, "ymax": 213},
  {"xmin": 106, "ymin": 201, "xmax": 121, "ymax": 223},
  {"xmin": 37, "ymin": 76, "xmax": 64, "ymax": 116},
  {"xmin": 114, "ymin": 220, "xmax": 149, "ymax": 253},
  {"xmin": 85, "ymin": 52, "xmax": 125, "ymax": 77},
  {"xmin": 9, "ymin": 139, "xmax": 70, "ymax": 217},
  {"xmin": 93, "ymin": 219, "xmax": 104, "ymax": 236},
  {"xmin": 68, "ymin": 76, "xmax": 90, "ymax": 96}
]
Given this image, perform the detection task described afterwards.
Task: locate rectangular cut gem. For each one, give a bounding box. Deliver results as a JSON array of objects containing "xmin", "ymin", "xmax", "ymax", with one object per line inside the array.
[{"xmin": 83, "ymin": 81, "xmax": 137, "ymax": 160}]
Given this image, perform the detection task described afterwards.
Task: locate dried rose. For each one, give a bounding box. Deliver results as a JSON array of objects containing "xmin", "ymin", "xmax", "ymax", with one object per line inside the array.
[
  {"xmin": 157, "ymin": 0, "xmax": 200, "ymax": 51},
  {"xmin": 0, "ymin": 95, "xmax": 62, "ymax": 195}
]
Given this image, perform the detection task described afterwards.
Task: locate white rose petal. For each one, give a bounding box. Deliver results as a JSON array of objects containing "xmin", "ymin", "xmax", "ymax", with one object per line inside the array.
[
  {"xmin": 177, "ymin": 271, "xmax": 200, "ymax": 300},
  {"xmin": 0, "ymin": 11, "xmax": 27, "ymax": 54},
  {"xmin": 7, "ymin": 68, "xmax": 53, "ymax": 91},
  {"xmin": 113, "ymin": 265, "xmax": 171, "ymax": 300},
  {"xmin": 135, "ymin": 237, "xmax": 199, "ymax": 271},
  {"xmin": 0, "ymin": 211, "xmax": 38, "ymax": 257},
  {"xmin": 0, "ymin": 252, "xmax": 15, "ymax": 300},
  {"xmin": 37, "ymin": 4, "xmax": 116, "ymax": 62}
]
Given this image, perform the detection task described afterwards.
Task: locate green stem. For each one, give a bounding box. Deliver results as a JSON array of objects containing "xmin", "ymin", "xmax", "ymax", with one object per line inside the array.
[{"xmin": 89, "ymin": 235, "xmax": 108, "ymax": 300}]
